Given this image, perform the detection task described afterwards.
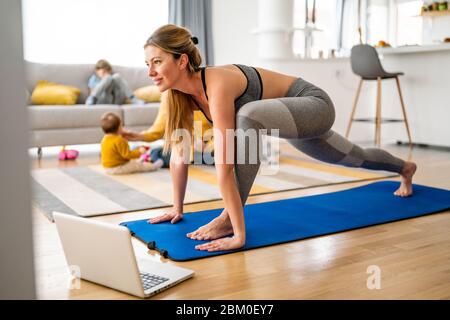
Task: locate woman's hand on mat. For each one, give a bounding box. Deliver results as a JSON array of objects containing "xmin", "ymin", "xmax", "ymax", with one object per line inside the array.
[
  {"xmin": 147, "ymin": 208, "xmax": 183, "ymax": 224},
  {"xmin": 195, "ymin": 236, "xmax": 245, "ymax": 252}
]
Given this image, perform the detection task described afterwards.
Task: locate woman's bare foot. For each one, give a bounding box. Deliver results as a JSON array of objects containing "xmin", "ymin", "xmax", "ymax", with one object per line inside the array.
[
  {"xmin": 394, "ymin": 161, "xmax": 417, "ymax": 197},
  {"xmin": 187, "ymin": 211, "xmax": 233, "ymax": 241},
  {"xmin": 195, "ymin": 235, "xmax": 245, "ymax": 252}
]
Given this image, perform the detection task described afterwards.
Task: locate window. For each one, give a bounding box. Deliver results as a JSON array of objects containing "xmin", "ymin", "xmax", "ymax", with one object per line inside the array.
[
  {"xmin": 366, "ymin": 0, "xmax": 423, "ymax": 46},
  {"xmin": 366, "ymin": 0, "xmax": 390, "ymax": 46},
  {"xmin": 292, "ymin": 0, "xmax": 337, "ymax": 58},
  {"xmin": 22, "ymin": 0, "xmax": 168, "ymax": 66},
  {"xmin": 395, "ymin": 0, "xmax": 422, "ymax": 45},
  {"xmin": 340, "ymin": 0, "xmax": 367, "ymax": 53}
]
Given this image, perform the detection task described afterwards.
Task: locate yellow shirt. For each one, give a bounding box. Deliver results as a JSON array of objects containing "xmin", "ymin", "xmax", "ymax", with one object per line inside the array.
[
  {"xmin": 101, "ymin": 134, "xmax": 141, "ymax": 168},
  {"xmin": 142, "ymin": 102, "xmax": 213, "ymax": 141}
]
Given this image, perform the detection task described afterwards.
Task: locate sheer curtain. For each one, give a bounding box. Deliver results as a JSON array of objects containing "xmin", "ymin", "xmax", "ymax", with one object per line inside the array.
[
  {"xmin": 169, "ymin": 0, "xmax": 214, "ymax": 66},
  {"xmin": 335, "ymin": 0, "xmax": 368, "ymax": 54},
  {"xmin": 341, "ymin": 0, "xmax": 365, "ymax": 52},
  {"xmin": 292, "ymin": 0, "xmax": 362, "ymax": 57}
]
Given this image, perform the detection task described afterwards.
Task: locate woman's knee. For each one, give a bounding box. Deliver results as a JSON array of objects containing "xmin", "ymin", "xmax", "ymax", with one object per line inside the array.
[
  {"xmin": 236, "ymin": 101, "xmax": 263, "ymax": 118},
  {"xmin": 316, "ymin": 90, "xmax": 336, "ymax": 127},
  {"xmin": 323, "ymin": 98, "xmax": 335, "ymax": 132},
  {"xmin": 296, "ymin": 94, "xmax": 336, "ymax": 138},
  {"xmin": 235, "ymin": 101, "xmax": 266, "ymax": 130}
]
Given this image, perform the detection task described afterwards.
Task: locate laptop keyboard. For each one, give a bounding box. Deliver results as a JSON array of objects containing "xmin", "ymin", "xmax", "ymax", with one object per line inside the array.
[{"xmin": 140, "ymin": 272, "xmax": 169, "ymax": 290}]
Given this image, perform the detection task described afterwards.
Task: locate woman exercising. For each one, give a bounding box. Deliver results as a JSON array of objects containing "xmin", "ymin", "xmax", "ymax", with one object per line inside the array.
[{"xmin": 144, "ymin": 24, "xmax": 417, "ymax": 252}]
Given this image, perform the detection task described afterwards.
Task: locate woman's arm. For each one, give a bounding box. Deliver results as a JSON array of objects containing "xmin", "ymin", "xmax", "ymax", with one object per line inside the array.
[
  {"xmin": 121, "ymin": 92, "xmax": 168, "ymax": 142},
  {"xmin": 140, "ymin": 96, "xmax": 168, "ymax": 142},
  {"xmin": 196, "ymin": 81, "xmax": 246, "ymax": 251},
  {"xmin": 121, "ymin": 110, "xmax": 166, "ymax": 142},
  {"xmin": 169, "ymin": 146, "xmax": 189, "ymax": 214},
  {"xmin": 121, "ymin": 129, "xmax": 146, "ymax": 141},
  {"xmin": 147, "ymin": 145, "xmax": 188, "ymax": 224}
]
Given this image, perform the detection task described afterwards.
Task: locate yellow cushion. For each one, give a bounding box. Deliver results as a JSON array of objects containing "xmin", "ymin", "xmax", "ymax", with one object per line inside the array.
[
  {"xmin": 31, "ymin": 80, "xmax": 81, "ymax": 105},
  {"xmin": 133, "ymin": 85, "xmax": 161, "ymax": 103}
]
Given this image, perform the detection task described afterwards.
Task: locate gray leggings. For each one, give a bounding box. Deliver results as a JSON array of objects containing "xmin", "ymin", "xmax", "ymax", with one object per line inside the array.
[
  {"xmin": 234, "ymin": 77, "xmax": 405, "ymax": 206},
  {"xmin": 91, "ymin": 73, "xmax": 133, "ymax": 104}
]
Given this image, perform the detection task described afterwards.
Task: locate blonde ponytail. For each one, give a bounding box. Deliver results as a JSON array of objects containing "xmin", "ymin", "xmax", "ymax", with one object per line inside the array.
[{"xmin": 162, "ymin": 89, "xmax": 194, "ymax": 155}]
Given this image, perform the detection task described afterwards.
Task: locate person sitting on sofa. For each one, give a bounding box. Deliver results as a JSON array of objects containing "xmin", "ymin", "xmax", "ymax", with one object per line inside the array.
[
  {"xmin": 121, "ymin": 91, "xmax": 215, "ymax": 165},
  {"xmin": 100, "ymin": 112, "xmax": 164, "ymax": 175},
  {"xmin": 86, "ymin": 59, "xmax": 145, "ymax": 105}
]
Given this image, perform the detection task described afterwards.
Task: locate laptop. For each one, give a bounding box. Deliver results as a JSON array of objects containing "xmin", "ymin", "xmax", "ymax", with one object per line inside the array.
[{"xmin": 53, "ymin": 212, "xmax": 194, "ymax": 298}]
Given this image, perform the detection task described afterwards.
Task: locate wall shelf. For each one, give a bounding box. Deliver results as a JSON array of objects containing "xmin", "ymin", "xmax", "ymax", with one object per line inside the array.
[{"xmin": 421, "ymin": 10, "xmax": 450, "ymax": 17}]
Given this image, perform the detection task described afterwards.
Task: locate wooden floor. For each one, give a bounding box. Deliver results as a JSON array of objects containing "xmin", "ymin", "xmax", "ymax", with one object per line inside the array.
[{"xmin": 32, "ymin": 141, "xmax": 450, "ymax": 299}]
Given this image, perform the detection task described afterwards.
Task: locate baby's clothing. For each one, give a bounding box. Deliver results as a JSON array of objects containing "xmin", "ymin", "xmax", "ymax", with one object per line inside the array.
[
  {"xmin": 104, "ymin": 158, "xmax": 163, "ymax": 175},
  {"xmin": 101, "ymin": 134, "xmax": 162, "ymax": 174}
]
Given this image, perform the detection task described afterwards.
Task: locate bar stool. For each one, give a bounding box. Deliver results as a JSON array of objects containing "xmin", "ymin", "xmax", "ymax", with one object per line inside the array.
[{"xmin": 345, "ymin": 44, "xmax": 413, "ymax": 147}]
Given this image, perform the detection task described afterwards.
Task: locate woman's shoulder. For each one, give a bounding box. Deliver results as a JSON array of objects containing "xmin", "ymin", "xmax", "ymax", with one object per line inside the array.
[
  {"xmin": 206, "ymin": 64, "xmax": 240, "ymax": 74},
  {"xmin": 206, "ymin": 64, "xmax": 278, "ymax": 83},
  {"xmin": 204, "ymin": 65, "xmax": 246, "ymax": 95}
]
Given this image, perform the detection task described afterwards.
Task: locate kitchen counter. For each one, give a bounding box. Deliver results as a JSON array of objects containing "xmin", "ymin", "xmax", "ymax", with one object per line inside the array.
[
  {"xmin": 258, "ymin": 45, "xmax": 450, "ymax": 148},
  {"xmin": 376, "ymin": 43, "xmax": 450, "ymax": 54}
]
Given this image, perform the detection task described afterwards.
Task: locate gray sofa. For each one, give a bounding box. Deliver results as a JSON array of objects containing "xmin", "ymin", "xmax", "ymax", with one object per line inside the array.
[{"xmin": 25, "ymin": 61, "xmax": 160, "ymax": 150}]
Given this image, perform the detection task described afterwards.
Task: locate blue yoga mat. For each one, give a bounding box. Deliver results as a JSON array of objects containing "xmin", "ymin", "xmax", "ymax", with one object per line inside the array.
[{"xmin": 120, "ymin": 181, "xmax": 450, "ymax": 261}]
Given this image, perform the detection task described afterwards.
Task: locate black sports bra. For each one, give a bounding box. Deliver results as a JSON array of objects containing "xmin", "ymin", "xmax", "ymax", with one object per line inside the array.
[{"xmin": 193, "ymin": 64, "xmax": 264, "ymax": 124}]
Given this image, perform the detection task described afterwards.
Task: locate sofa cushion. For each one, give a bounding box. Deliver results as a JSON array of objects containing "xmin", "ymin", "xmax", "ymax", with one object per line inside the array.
[
  {"xmin": 31, "ymin": 80, "xmax": 81, "ymax": 105},
  {"xmin": 28, "ymin": 105, "xmax": 123, "ymax": 130},
  {"xmin": 121, "ymin": 103, "xmax": 160, "ymax": 127},
  {"xmin": 133, "ymin": 85, "xmax": 161, "ymax": 102}
]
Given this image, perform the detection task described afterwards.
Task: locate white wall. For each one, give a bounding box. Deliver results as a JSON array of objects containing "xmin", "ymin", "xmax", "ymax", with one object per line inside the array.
[
  {"xmin": 212, "ymin": 0, "xmax": 376, "ymax": 142},
  {"xmin": 256, "ymin": 58, "xmax": 378, "ymax": 142},
  {"xmin": 212, "ymin": 0, "xmax": 259, "ymax": 66},
  {"xmin": 257, "ymin": 52, "xmax": 450, "ymax": 148},
  {"xmin": 212, "ymin": 0, "xmax": 450, "ymax": 147},
  {"xmin": 378, "ymin": 49, "xmax": 450, "ymax": 147},
  {"xmin": 0, "ymin": 0, "xmax": 36, "ymax": 299}
]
